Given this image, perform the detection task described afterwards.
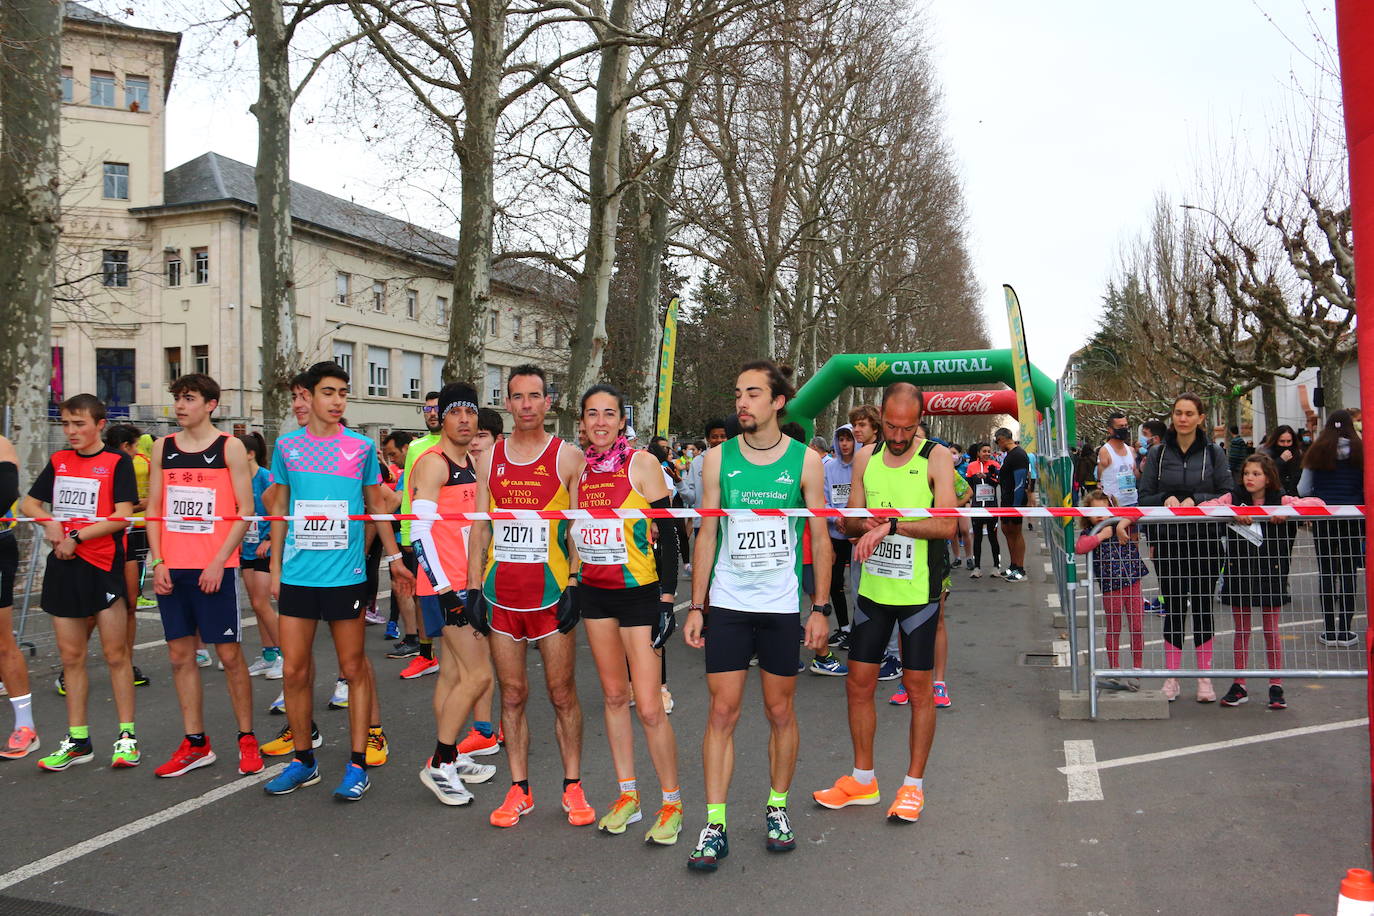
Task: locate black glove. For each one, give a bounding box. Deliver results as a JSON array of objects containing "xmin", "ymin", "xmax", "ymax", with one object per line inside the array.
[
  {"xmin": 556, "ymin": 584, "xmax": 581, "ymax": 634},
  {"xmin": 463, "ymin": 589, "xmax": 491, "ymax": 635},
  {"xmin": 439, "ymin": 590, "xmax": 466, "ymax": 628},
  {"xmin": 651, "ymin": 602, "xmax": 676, "ymax": 650}
]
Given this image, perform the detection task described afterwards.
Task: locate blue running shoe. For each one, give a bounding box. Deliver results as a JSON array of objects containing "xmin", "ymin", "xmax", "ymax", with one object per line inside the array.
[
  {"xmin": 808, "ymin": 654, "xmax": 848, "ymax": 676},
  {"xmin": 264, "ymin": 759, "xmax": 320, "ymax": 795},
  {"xmin": 384, "ymin": 621, "xmax": 401, "ymax": 640},
  {"xmin": 878, "ymin": 655, "xmax": 902, "ymax": 681},
  {"xmin": 333, "ymin": 763, "xmax": 370, "ymax": 802}
]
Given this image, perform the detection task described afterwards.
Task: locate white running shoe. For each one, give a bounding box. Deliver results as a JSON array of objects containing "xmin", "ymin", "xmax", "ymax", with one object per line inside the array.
[
  {"xmin": 452, "ymin": 752, "xmax": 497, "ymax": 784},
  {"xmin": 329, "ymin": 678, "xmax": 350, "ymax": 710},
  {"xmin": 196, "ymin": 649, "xmax": 212, "ymax": 668},
  {"xmin": 247, "ymin": 656, "xmax": 271, "ymax": 677},
  {"xmin": 264, "ymin": 655, "xmax": 283, "ymax": 679},
  {"xmin": 421, "ymin": 760, "xmax": 475, "ymax": 805}
]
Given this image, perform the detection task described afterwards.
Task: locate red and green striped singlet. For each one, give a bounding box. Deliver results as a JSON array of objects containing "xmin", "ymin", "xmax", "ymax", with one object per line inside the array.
[
  {"xmin": 482, "ymin": 436, "xmax": 571, "ymax": 611},
  {"xmin": 573, "ymin": 460, "xmax": 657, "ymax": 589}
]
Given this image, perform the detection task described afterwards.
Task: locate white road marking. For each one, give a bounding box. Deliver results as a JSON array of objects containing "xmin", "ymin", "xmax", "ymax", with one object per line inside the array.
[
  {"xmin": 1063, "ymin": 740, "xmax": 1104, "ymax": 801},
  {"xmin": 1045, "ymin": 593, "xmax": 1061, "ymax": 608},
  {"xmin": 0, "ymin": 764, "xmax": 285, "ymax": 891},
  {"xmin": 1059, "ymin": 718, "xmax": 1368, "ymax": 778}
]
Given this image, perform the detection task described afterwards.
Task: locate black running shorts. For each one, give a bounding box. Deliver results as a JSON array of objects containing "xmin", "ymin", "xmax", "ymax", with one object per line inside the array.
[
  {"xmin": 278, "ymin": 582, "xmax": 368, "ymax": 622},
  {"xmin": 580, "ymin": 583, "xmax": 660, "ymax": 629},
  {"xmin": 704, "ymin": 606, "xmax": 800, "ymax": 677},
  {"xmin": 847, "ymin": 595, "xmax": 940, "ymax": 671}
]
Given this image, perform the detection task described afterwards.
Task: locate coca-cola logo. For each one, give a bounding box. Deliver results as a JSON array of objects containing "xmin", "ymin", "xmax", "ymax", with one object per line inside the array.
[{"xmin": 926, "ymin": 392, "xmax": 995, "ymax": 414}]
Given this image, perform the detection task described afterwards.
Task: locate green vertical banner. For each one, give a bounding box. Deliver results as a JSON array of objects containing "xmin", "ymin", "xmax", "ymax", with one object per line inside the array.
[
  {"xmin": 655, "ymin": 297, "xmax": 680, "ymax": 438},
  {"xmin": 1003, "ymin": 284, "xmax": 1038, "ymax": 455}
]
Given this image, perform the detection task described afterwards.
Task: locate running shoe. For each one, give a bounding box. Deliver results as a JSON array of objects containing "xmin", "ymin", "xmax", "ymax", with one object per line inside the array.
[
  {"xmin": 399, "ymin": 656, "xmax": 439, "ymax": 679},
  {"xmin": 813, "ymin": 774, "xmax": 880, "ymax": 809},
  {"xmin": 1268, "ymin": 685, "xmax": 1287, "ymax": 710},
  {"xmin": 562, "ymin": 781, "xmax": 595, "ymax": 826},
  {"xmin": 154, "ymin": 738, "xmax": 217, "ymax": 777},
  {"xmin": 834, "ymin": 631, "xmax": 850, "ymax": 653},
  {"xmin": 878, "ymin": 655, "xmax": 902, "ymax": 681},
  {"xmin": 491, "ymin": 784, "xmax": 534, "ymax": 827},
  {"xmin": 384, "ymin": 620, "xmax": 401, "ymax": 640},
  {"xmin": 364, "ymin": 602, "xmax": 386, "ymax": 626},
  {"xmin": 262, "ymin": 723, "xmax": 322, "ymax": 757},
  {"xmin": 598, "ymin": 792, "xmax": 643, "ymax": 834},
  {"xmin": 1144, "ymin": 598, "xmax": 1166, "ymax": 616},
  {"xmin": 1220, "ymin": 683, "xmax": 1248, "ymax": 707},
  {"xmin": 661, "ymin": 686, "xmax": 675, "ymax": 715},
  {"xmin": 0, "ymin": 727, "xmax": 39, "ymax": 760},
  {"xmin": 238, "ymin": 734, "xmax": 264, "ymax": 775},
  {"xmin": 765, "ymin": 807, "xmax": 795, "ymax": 852},
  {"xmin": 264, "ymin": 758, "xmax": 320, "ymax": 795},
  {"xmin": 136, "ymin": 595, "xmax": 158, "ymax": 608},
  {"xmin": 969, "ymin": 568, "xmax": 983, "ymax": 579},
  {"xmin": 933, "ymin": 681, "xmax": 952, "ymax": 708},
  {"xmin": 365, "ymin": 729, "xmax": 389, "ymax": 767},
  {"xmin": 687, "ymin": 824, "xmax": 728, "ymax": 871},
  {"xmin": 452, "ymin": 752, "xmax": 496, "ymax": 783},
  {"xmin": 132, "ymin": 666, "xmax": 150, "ymax": 687},
  {"xmin": 889, "ymin": 686, "xmax": 909, "ymax": 706},
  {"xmin": 55, "ymin": 673, "xmax": 65, "ymax": 697},
  {"xmin": 645, "ymin": 802, "xmax": 684, "ymax": 846},
  {"xmin": 262, "ymin": 655, "xmax": 283, "ymax": 679},
  {"xmin": 247, "ymin": 655, "xmax": 272, "ymax": 677},
  {"xmin": 1196, "ymin": 678, "xmax": 1216, "ymax": 703},
  {"xmin": 887, "ymin": 784, "xmax": 925, "ymax": 823},
  {"xmin": 965, "ymin": 557, "xmax": 975, "ymax": 570},
  {"xmin": 1336, "ymin": 632, "xmax": 1360, "ymax": 648},
  {"xmin": 1161, "ymin": 677, "xmax": 1180, "ymax": 702},
  {"xmin": 458, "ymin": 727, "xmax": 501, "ymax": 757},
  {"xmin": 111, "ymin": 731, "xmax": 140, "ymax": 768},
  {"xmin": 196, "ymin": 649, "xmax": 212, "ymax": 668},
  {"xmin": 333, "ymin": 763, "xmax": 370, "ymax": 801},
  {"xmin": 37, "ymin": 735, "xmax": 93, "ymax": 771},
  {"xmin": 268, "ymin": 691, "xmax": 286, "ymax": 715},
  {"xmin": 421, "ymin": 759, "xmax": 474, "ymax": 806},
  {"xmin": 386, "ymin": 638, "xmax": 420, "ymax": 659},
  {"xmin": 809, "ymin": 654, "xmax": 848, "ymax": 676},
  {"xmin": 329, "ymin": 678, "xmax": 349, "ymax": 710}
]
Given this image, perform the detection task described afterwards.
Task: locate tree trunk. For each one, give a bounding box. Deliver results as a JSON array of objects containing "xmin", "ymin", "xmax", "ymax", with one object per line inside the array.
[
  {"xmin": 1320, "ymin": 357, "xmax": 1345, "ymax": 413},
  {"xmin": 446, "ymin": 0, "xmax": 502, "ymax": 387},
  {"xmin": 1260, "ymin": 374, "xmax": 1278, "ymax": 440},
  {"xmin": 623, "ymin": 178, "xmax": 659, "ymax": 428},
  {"xmin": 248, "ymin": 0, "xmax": 299, "ymax": 445},
  {"xmin": 562, "ymin": 0, "xmax": 636, "ymax": 436},
  {"xmin": 0, "ymin": 0, "xmax": 61, "ymax": 480}
]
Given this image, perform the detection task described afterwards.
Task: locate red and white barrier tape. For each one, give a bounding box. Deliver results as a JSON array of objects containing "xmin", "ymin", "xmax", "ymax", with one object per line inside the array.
[{"xmin": 9, "ymin": 505, "xmax": 1369, "ymax": 524}]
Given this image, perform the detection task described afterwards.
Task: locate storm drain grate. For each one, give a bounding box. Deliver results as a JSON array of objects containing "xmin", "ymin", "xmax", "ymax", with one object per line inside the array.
[{"xmin": 1019, "ymin": 652, "xmax": 1059, "ymax": 667}]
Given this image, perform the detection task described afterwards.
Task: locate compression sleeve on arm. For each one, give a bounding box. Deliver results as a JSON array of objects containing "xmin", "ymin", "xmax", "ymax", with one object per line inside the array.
[
  {"xmin": 651, "ymin": 495, "xmax": 678, "ymax": 597},
  {"xmin": 411, "ymin": 498, "xmax": 451, "ymax": 592}
]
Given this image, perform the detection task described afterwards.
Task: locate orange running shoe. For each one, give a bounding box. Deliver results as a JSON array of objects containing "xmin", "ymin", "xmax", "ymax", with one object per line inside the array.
[
  {"xmin": 812, "ymin": 774, "xmax": 880, "ymax": 809},
  {"xmin": 457, "ymin": 727, "xmax": 500, "ymax": 757},
  {"xmin": 562, "ymin": 781, "xmax": 595, "ymax": 826},
  {"xmin": 887, "ymin": 784, "xmax": 924, "ymax": 823},
  {"xmin": 490, "ymin": 784, "xmax": 533, "ymax": 827}
]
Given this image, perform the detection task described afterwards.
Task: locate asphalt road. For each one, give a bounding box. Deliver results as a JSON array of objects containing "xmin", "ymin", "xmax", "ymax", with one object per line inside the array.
[{"xmin": 0, "ymin": 533, "xmax": 1367, "ymax": 916}]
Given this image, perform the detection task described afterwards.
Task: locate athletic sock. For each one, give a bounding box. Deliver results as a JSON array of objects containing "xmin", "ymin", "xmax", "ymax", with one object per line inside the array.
[
  {"xmin": 237, "ymin": 731, "xmax": 254, "ymax": 741},
  {"xmin": 350, "ymin": 750, "xmax": 367, "ymax": 768},
  {"xmin": 9, "ymin": 694, "xmax": 34, "ymax": 731},
  {"xmin": 513, "ymin": 779, "xmax": 530, "ymax": 792},
  {"xmin": 434, "ymin": 741, "xmax": 458, "ymax": 765},
  {"xmin": 903, "ymin": 776, "xmax": 924, "ymax": 789},
  {"xmin": 369, "ymin": 724, "xmax": 384, "ymax": 735},
  {"xmin": 474, "ymin": 720, "xmax": 495, "ymax": 739},
  {"xmin": 70, "ymin": 724, "xmax": 90, "ymax": 742},
  {"xmin": 563, "ymin": 777, "xmax": 581, "ymax": 790},
  {"xmin": 663, "ymin": 786, "xmax": 682, "ymax": 805},
  {"xmin": 618, "ymin": 778, "xmax": 637, "ymax": 793},
  {"xmin": 118, "ymin": 722, "xmax": 135, "ymax": 736},
  {"xmin": 706, "ymin": 802, "xmax": 727, "ymax": 828},
  {"xmin": 186, "ymin": 733, "xmax": 207, "ymax": 747},
  {"xmin": 767, "ymin": 787, "xmax": 788, "ymax": 808},
  {"xmin": 296, "ymin": 749, "xmax": 316, "ymax": 768},
  {"xmin": 851, "ymin": 767, "xmax": 876, "ymax": 784},
  {"xmin": 263, "ymin": 647, "xmax": 280, "ymax": 662},
  {"xmin": 419, "ymin": 638, "xmax": 433, "ymax": 660}
]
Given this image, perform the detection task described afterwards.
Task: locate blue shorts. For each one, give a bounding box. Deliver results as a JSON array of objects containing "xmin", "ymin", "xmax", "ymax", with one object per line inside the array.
[
  {"xmin": 158, "ymin": 568, "xmax": 242, "ymax": 643},
  {"xmin": 419, "ymin": 591, "xmax": 465, "ymax": 639}
]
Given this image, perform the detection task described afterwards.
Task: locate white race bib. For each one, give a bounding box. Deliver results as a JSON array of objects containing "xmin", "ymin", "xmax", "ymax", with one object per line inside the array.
[
  {"xmin": 573, "ymin": 520, "xmax": 628, "ymax": 566},
  {"xmin": 727, "ymin": 516, "xmax": 792, "ymax": 571},
  {"xmin": 53, "ymin": 476, "xmax": 100, "ymax": 520},
  {"xmin": 975, "ymin": 484, "xmax": 995, "ymax": 503},
  {"xmin": 293, "ymin": 499, "xmax": 349, "ymax": 550},
  {"xmin": 493, "ymin": 519, "xmax": 550, "ymax": 564},
  {"xmin": 243, "ymin": 525, "xmax": 260, "ymax": 545},
  {"xmin": 864, "ymin": 534, "xmax": 916, "ymax": 579},
  {"xmin": 829, "ymin": 483, "xmax": 851, "ymax": 507},
  {"xmin": 166, "ymin": 485, "xmax": 215, "ymax": 534}
]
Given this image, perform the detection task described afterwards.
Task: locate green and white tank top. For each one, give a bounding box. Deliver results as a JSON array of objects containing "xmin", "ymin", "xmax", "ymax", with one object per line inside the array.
[
  {"xmin": 858, "ymin": 440, "xmax": 944, "ymax": 606},
  {"xmin": 709, "ymin": 437, "xmax": 807, "ymax": 614}
]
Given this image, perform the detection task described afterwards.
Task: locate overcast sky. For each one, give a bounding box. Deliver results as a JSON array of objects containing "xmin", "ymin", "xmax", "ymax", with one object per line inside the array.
[{"xmin": 151, "ymin": 0, "xmax": 1337, "ymax": 381}]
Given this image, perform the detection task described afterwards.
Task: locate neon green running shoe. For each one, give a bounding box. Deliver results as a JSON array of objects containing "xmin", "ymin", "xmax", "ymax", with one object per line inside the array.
[
  {"xmin": 645, "ymin": 802, "xmax": 684, "ymax": 846},
  {"xmin": 111, "ymin": 731, "xmax": 140, "ymax": 768},
  {"xmin": 597, "ymin": 791, "xmax": 641, "ymax": 834},
  {"xmin": 37, "ymin": 735, "xmax": 95, "ymax": 772}
]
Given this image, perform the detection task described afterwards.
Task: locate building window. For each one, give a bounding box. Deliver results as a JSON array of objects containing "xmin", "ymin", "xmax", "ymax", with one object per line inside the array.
[
  {"xmin": 336, "ymin": 272, "xmax": 350, "ymax": 305},
  {"xmin": 165, "ymin": 254, "xmax": 181, "ymax": 287},
  {"xmin": 367, "ymin": 346, "xmax": 390, "ymax": 397},
  {"xmin": 436, "ymin": 296, "xmax": 448, "ymax": 325},
  {"xmin": 90, "ymin": 72, "xmax": 116, "ymax": 107},
  {"xmin": 512, "ymin": 316, "xmax": 522, "ymax": 342},
  {"xmin": 192, "ymin": 247, "xmax": 209, "ymax": 284},
  {"xmin": 96, "ymin": 348, "xmax": 135, "ymax": 410},
  {"xmin": 125, "ymin": 75, "xmax": 149, "ymax": 111},
  {"xmin": 60, "ymin": 67, "xmax": 73, "ymax": 103},
  {"xmin": 555, "ymin": 325, "xmax": 567, "ymax": 348},
  {"xmin": 402, "ymin": 351, "xmax": 422, "ymax": 399},
  {"xmin": 103, "ymin": 162, "xmax": 129, "ymax": 200},
  {"xmin": 332, "ymin": 341, "xmax": 354, "ymax": 378},
  {"xmin": 372, "ymin": 281, "xmax": 385, "ymax": 312},
  {"xmin": 165, "ymin": 347, "xmax": 182, "ymax": 384},
  {"xmin": 534, "ymin": 322, "xmax": 544, "ymax": 347},
  {"xmin": 193, "ymin": 345, "xmax": 209, "ymax": 375},
  {"xmin": 489, "ymin": 310, "xmax": 499, "ymax": 336},
  {"xmin": 484, "ymin": 365, "xmax": 502, "ymax": 407},
  {"xmin": 406, "ymin": 289, "xmax": 417, "ymax": 319},
  {"xmin": 102, "ymin": 250, "xmax": 129, "ymax": 287}
]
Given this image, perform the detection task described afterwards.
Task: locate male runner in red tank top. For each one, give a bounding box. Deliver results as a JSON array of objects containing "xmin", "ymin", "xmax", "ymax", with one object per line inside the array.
[{"xmin": 145, "ymin": 374, "xmax": 260, "ymax": 777}]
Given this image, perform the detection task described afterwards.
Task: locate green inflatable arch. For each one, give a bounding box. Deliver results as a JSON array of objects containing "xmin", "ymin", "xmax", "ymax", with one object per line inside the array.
[{"xmin": 788, "ymin": 349, "xmax": 1073, "ymax": 445}]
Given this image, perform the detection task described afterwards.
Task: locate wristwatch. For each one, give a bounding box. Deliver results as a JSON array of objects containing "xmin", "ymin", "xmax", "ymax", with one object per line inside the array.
[
  {"xmin": 687, "ymin": 602, "xmax": 705, "ymax": 612},
  {"xmin": 888, "ymin": 518, "xmax": 899, "ymax": 537},
  {"xmin": 68, "ymin": 529, "xmax": 81, "ymax": 544},
  {"xmin": 810, "ymin": 603, "xmax": 832, "ymax": 617}
]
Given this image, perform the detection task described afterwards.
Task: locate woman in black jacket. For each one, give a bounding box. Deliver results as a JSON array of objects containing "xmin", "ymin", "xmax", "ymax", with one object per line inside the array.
[
  {"xmin": 1138, "ymin": 393, "xmax": 1236, "ymax": 704},
  {"xmin": 1298, "ymin": 410, "xmax": 1365, "ymax": 645},
  {"xmin": 1258, "ymin": 425, "xmax": 1303, "ymax": 496}
]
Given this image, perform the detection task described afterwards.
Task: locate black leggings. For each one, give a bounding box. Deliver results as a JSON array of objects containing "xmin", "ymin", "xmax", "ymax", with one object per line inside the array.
[
  {"xmin": 1152, "ymin": 537, "xmax": 1221, "ymax": 649},
  {"xmin": 829, "ymin": 537, "xmax": 852, "ymax": 629},
  {"xmin": 973, "ymin": 519, "xmax": 1000, "ymax": 569},
  {"xmin": 1315, "ymin": 519, "xmax": 1365, "ymax": 635}
]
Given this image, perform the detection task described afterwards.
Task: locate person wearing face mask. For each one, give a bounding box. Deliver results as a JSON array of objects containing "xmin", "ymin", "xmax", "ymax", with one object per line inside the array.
[
  {"xmin": 1138, "ymin": 393, "xmax": 1234, "ymax": 703},
  {"xmin": 1298, "ymin": 409, "xmax": 1366, "ymax": 646},
  {"xmin": 1097, "ymin": 412, "xmax": 1138, "ymax": 507},
  {"xmin": 1258, "ymin": 425, "xmax": 1304, "ymax": 495},
  {"xmin": 1137, "ymin": 420, "xmax": 1166, "ymax": 470}
]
